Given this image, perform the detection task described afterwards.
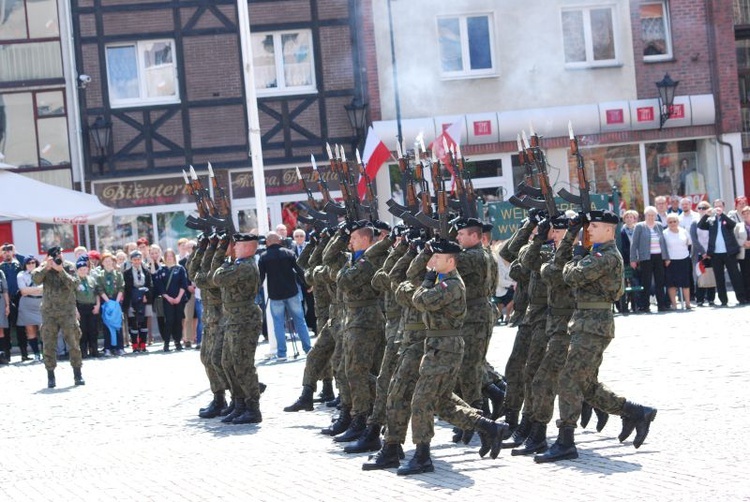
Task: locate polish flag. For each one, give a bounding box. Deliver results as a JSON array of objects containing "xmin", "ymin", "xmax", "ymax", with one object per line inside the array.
[
  {"xmin": 358, "ymin": 126, "xmax": 393, "ymax": 199},
  {"xmin": 429, "ymin": 119, "xmax": 464, "ymax": 176}
]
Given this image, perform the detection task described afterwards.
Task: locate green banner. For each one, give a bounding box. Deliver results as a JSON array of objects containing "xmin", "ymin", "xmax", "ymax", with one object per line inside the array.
[{"xmin": 485, "ymin": 194, "xmax": 610, "ymax": 241}]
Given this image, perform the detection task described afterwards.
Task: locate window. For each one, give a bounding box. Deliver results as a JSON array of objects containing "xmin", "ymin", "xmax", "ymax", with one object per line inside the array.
[
  {"xmin": 641, "ymin": 1, "xmax": 672, "ymax": 61},
  {"xmin": 437, "ymin": 14, "xmax": 495, "ymax": 78},
  {"xmin": 0, "ymin": 89, "xmax": 70, "ymax": 169},
  {"xmin": 252, "ymin": 30, "xmax": 316, "ymax": 96},
  {"xmin": 106, "ymin": 40, "xmax": 179, "ymax": 108},
  {"xmin": 562, "ymin": 6, "xmax": 618, "ymax": 68}
]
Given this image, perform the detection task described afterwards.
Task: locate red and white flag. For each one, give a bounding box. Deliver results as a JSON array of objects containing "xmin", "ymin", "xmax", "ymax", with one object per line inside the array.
[
  {"xmin": 358, "ymin": 126, "xmax": 392, "ymax": 199},
  {"xmin": 429, "ymin": 120, "xmax": 464, "ymax": 172}
]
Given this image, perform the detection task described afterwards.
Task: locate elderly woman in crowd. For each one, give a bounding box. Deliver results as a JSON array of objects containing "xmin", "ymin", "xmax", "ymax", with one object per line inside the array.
[
  {"xmin": 16, "ymin": 255, "xmax": 42, "ymax": 360},
  {"xmin": 630, "ymin": 206, "xmax": 670, "ymax": 313},
  {"xmin": 153, "ymin": 248, "xmax": 187, "ymax": 351},
  {"xmin": 664, "ymin": 213, "xmax": 692, "ymax": 309}
]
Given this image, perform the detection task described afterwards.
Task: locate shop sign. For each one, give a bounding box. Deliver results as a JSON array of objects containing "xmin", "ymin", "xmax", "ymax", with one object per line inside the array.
[
  {"xmin": 231, "ymin": 166, "xmax": 341, "ymax": 199},
  {"xmin": 94, "ymin": 177, "xmax": 192, "ymax": 209}
]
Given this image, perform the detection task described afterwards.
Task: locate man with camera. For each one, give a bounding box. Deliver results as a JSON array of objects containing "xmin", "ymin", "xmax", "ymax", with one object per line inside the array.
[{"xmin": 31, "ymin": 246, "xmax": 85, "ymax": 388}]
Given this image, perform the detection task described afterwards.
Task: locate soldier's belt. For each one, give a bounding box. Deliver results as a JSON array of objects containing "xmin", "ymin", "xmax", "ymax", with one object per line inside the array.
[
  {"xmin": 404, "ymin": 322, "xmax": 426, "ymax": 330},
  {"xmin": 425, "ymin": 329, "xmax": 462, "ymax": 337},
  {"xmin": 345, "ymin": 299, "xmax": 379, "ymax": 307},
  {"xmin": 549, "ymin": 308, "xmax": 575, "ymax": 316},
  {"xmin": 576, "ymin": 302, "xmax": 612, "ymax": 310},
  {"xmin": 466, "ymin": 297, "xmax": 488, "ymax": 307}
]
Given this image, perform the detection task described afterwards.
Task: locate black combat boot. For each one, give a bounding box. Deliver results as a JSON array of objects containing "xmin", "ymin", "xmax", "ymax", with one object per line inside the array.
[
  {"xmin": 475, "ymin": 417, "xmax": 508, "ymax": 459},
  {"xmin": 73, "ymin": 367, "xmax": 85, "ymax": 386},
  {"xmin": 221, "ymin": 399, "xmax": 245, "ymax": 423},
  {"xmin": 501, "ymin": 413, "xmax": 531, "ymax": 448},
  {"xmin": 314, "ymin": 379, "xmax": 335, "ymax": 403},
  {"xmin": 503, "ymin": 410, "xmax": 519, "ymax": 440},
  {"xmin": 451, "ymin": 427, "xmax": 463, "ymax": 443},
  {"xmin": 621, "ymin": 401, "xmax": 657, "ymax": 448},
  {"xmin": 47, "ymin": 369, "xmax": 56, "ymax": 389},
  {"xmin": 483, "ymin": 382, "xmax": 507, "ymax": 421},
  {"xmin": 233, "ymin": 399, "xmax": 262, "ymax": 424},
  {"xmin": 511, "ymin": 421, "xmax": 548, "ymax": 456},
  {"xmin": 397, "ymin": 443, "xmax": 434, "ymax": 476},
  {"xmin": 344, "ymin": 422, "xmax": 382, "ymax": 454},
  {"xmin": 334, "ymin": 413, "xmax": 367, "ymax": 443},
  {"xmin": 219, "ymin": 399, "xmax": 235, "ymax": 417},
  {"xmin": 320, "ymin": 407, "xmax": 351, "ymax": 436},
  {"xmin": 284, "ymin": 385, "xmax": 314, "ymax": 412},
  {"xmin": 594, "ymin": 407, "xmax": 609, "ymax": 432},
  {"xmin": 199, "ymin": 392, "xmax": 227, "ymax": 419},
  {"xmin": 259, "ymin": 382, "xmax": 267, "ymax": 394},
  {"xmin": 362, "ymin": 442, "xmax": 401, "ymax": 471},
  {"xmin": 534, "ymin": 426, "xmax": 577, "ymax": 463},
  {"xmin": 325, "ymin": 395, "xmax": 340, "ymax": 408},
  {"xmin": 580, "ymin": 402, "xmax": 593, "ymax": 428}
]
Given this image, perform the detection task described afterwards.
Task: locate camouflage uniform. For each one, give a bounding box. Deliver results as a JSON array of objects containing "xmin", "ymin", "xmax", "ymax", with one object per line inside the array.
[
  {"xmin": 322, "ymin": 234, "xmax": 349, "ymax": 406},
  {"xmin": 333, "ymin": 233, "xmax": 385, "ymax": 420},
  {"xmin": 31, "ymin": 261, "xmax": 82, "ymax": 371},
  {"xmin": 368, "ymin": 238, "xmax": 407, "ymax": 426},
  {"xmin": 189, "ymin": 243, "xmax": 227, "ymax": 394},
  {"xmin": 455, "ymin": 243, "xmax": 490, "ymax": 408},
  {"xmin": 529, "ymin": 232, "xmax": 576, "ymax": 424},
  {"xmin": 212, "ymin": 248, "xmax": 263, "ymax": 406},
  {"xmin": 499, "ymin": 220, "xmax": 535, "ymax": 415},
  {"xmin": 557, "ymin": 240, "xmax": 625, "ymax": 427},
  {"xmin": 410, "ymin": 266, "xmax": 482, "ymax": 444}
]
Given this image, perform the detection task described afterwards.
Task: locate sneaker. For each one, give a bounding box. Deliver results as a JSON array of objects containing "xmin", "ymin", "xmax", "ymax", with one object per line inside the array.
[
  {"xmin": 263, "ymin": 353, "xmax": 276, "ymax": 360},
  {"xmin": 194, "ymin": 344, "xmax": 201, "ymax": 350},
  {"xmin": 276, "ymin": 357, "xmax": 287, "ymax": 362},
  {"xmin": 103, "ymin": 349, "xmax": 112, "ymax": 357}
]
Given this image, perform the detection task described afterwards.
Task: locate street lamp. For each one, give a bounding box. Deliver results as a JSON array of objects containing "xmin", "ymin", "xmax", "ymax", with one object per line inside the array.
[
  {"xmin": 89, "ymin": 116, "xmax": 112, "ymax": 174},
  {"xmin": 345, "ymin": 98, "xmax": 368, "ymax": 150},
  {"xmin": 656, "ymin": 73, "xmax": 679, "ymax": 129}
]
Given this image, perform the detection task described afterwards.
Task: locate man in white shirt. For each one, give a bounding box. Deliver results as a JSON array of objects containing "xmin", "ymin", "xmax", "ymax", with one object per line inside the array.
[{"xmin": 678, "ymin": 197, "xmax": 698, "ymax": 231}]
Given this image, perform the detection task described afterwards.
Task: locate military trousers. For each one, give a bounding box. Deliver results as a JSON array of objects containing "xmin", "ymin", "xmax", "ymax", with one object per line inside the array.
[
  {"xmin": 221, "ymin": 311, "xmax": 262, "ymax": 402},
  {"xmin": 529, "ymin": 315, "xmax": 572, "ymax": 424},
  {"xmin": 345, "ymin": 325, "xmax": 384, "ymax": 417},
  {"xmin": 521, "ymin": 311, "xmax": 552, "ymax": 417},
  {"xmin": 302, "ymin": 314, "xmax": 335, "ymax": 388},
  {"xmin": 503, "ymin": 304, "xmax": 544, "ymax": 413},
  {"xmin": 368, "ymin": 318, "xmax": 401, "ymax": 426},
  {"xmin": 384, "ymin": 331, "xmax": 424, "ymax": 444},
  {"xmin": 200, "ymin": 304, "xmax": 227, "ymax": 394},
  {"xmin": 41, "ymin": 315, "xmax": 82, "ymax": 371},
  {"xmin": 456, "ymin": 323, "xmax": 489, "ymax": 407},
  {"xmin": 411, "ymin": 336, "xmax": 481, "ymax": 444},
  {"xmin": 557, "ymin": 331, "xmax": 626, "ymax": 428}
]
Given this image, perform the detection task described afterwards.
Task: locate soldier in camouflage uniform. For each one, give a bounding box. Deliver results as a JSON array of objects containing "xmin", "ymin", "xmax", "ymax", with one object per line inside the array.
[
  {"xmin": 189, "ymin": 234, "xmax": 230, "ymax": 418},
  {"xmin": 212, "ymin": 233, "xmax": 264, "ymax": 425},
  {"xmin": 512, "ymin": 214, "xmax": 575, "ymax": 455},
  {"xmin": 327, "ymin": 221, "xmax": 385, "ymax": 443},
  {"xmin": 498, "ymin": 215, "xmax": 536, "ymax": 438},
  {"xmin": 31, "ymin": 247, "xmax": 85, "ymax": 388},
  {"xmin": 535, "ymin": 211, "xmax": 658, "ymax": 463},
  {"xmin": 396, "ymin": 239, "xmax": 507, "ymax": 476},
  {"xmin": 345, "ymin": 229, "xmax": 406, "ymax": 454}
]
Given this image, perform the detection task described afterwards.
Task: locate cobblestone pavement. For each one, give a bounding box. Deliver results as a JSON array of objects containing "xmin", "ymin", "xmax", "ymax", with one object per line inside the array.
[{"xmin": 1, "ymin": 300, "xmax": 748, "ymax": 501}]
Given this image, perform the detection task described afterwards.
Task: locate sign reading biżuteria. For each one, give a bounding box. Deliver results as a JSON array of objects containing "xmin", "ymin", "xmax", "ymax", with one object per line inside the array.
[{"xmin": 485, "ymin": 194, "xmax": 610, "ymax": 241}]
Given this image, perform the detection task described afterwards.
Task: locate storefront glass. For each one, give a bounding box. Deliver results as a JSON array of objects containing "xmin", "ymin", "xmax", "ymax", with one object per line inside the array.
[
  {"xmin": 644, "ymin": 139, "xmax": 717, "ymax": 204},
  {"xmin": 566, "ymin": 144, "xmax": 642, "ymax": 212},
  {"xmin": 97, "ymin": 213, "xmax": 154, "ymax": 252}
]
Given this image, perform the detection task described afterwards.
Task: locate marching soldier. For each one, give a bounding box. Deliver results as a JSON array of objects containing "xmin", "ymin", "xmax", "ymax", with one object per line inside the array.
[
  {"xmin": 212, "ymin": 233, "xmax": 264, "ymax": 425},
  {"xmin": 536, "ymin": 211, "xmax": 657, "ymax": 463}
]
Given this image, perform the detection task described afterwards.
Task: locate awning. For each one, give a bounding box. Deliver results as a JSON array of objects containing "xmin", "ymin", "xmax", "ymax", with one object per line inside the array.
[{"xmin": 0, "ymin": 170, "xmax": 114, "ymax": 225}]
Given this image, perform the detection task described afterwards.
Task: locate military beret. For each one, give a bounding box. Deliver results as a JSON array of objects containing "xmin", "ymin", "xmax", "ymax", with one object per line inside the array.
[
  {"xmin": 129, "ymin": 250, "xmax": 143, "ymax": 260},
  {"xmin": 76, "ymin": 258, "xmax": 89, "ymax": 269},
  {"xmin": 373, "ymin": 220, "xmax": 391, "ymax": 232},
  {"xmin": 233, "ymin": 232, "xmax": 259, "ymax": 242},
  {"xmin": 588, "ymin": 210, "xmax": 619, "ymax": 225},
  {"xmin": 430, "ymin": 239, "xmax": 462, "ymax": 254},
  {"xmin": 88, "ymin": 250, "xmax": 101, "ymax": 260},
  {"xmin": 349, "ymin": 220, "xmax": 373, "ymax": 232},
  {"xmin": 46, "ymin": 246, "xmax": 62, "ymax": 256},
  {"xmin": 550, "ymin": 215, "xmax": 570, "ymax": 229},
  {"xmin": 482, "ymin": 223, "xmax": 494, "ymax": 233},
  {"xmin": 454, "ymin": 217, "xmax": 483, "ymax": 230}
]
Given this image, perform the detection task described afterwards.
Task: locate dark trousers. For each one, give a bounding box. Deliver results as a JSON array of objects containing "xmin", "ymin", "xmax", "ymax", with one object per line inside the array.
[
  {"xmin": 2, "ymin": 300, "xmax": 27, "ymax": 358},
  {"xmin": 740, "ymin": 254, "xmax": 750, "ymax": 299},
  {"xmin": 77, "ymin": 303, "xmax": 99, "ymax": 356},
  {"xmin": 712, "ymin": 253, "xmax": 747, "ymax": 304},
  {"xmin": 637, "ymin": 254, "xmax": 668, "ymax": 310},
  {"xmin": 163, "ymin": 302, "xmax": 184, "ymax": 347},
  {"xmin": 302, "ymin": 289, "xmax": 317, "ymax": 334}
]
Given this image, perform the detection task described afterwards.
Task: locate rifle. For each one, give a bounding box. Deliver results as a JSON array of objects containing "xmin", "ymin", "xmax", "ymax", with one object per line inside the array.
[
  {"xmin": 452, "ymin": 143, "xmax": 478, "ymax": 218},
  {"xmin": 328, "ymin": 144, "xmax": 360, "ymax": 222},
  {"xmin": 356, "ymin": 149, "xmax": 379, "ymax": 221},
  {"xmin": 528, "ymin": 132, "xmax": 559, "ymax": 218},
  {"xmin": 295, "ymin": 165, "xmax": 336, "ymax": 225},
  {"xmin": 559, "ymin": 121, "xmax": 593, "ymax": 247},
  {"xmin": 415, "ymin": 154, "xmax": 448, "ymax": 238},
  {"xmin": 508, "ymin": 132, "xmax": 547, "ymax": 211},
  {"xmin": 206, "ymin": 163, "xmax": 237, "ymax": 235},
  {"xmin": 314, "ymin": 152, "xmax": 346, "ymax": 218},
  {"xmin": 183, "ymin": 169, "xmax": 212, "ymax": 232},
  {"xmin": 387, "ymin": 141, "xmax": 419, "ymax": 218}
]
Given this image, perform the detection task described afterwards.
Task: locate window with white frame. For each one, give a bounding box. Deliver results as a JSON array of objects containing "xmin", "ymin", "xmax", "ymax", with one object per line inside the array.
[
  {"xmin": 561, "ymin": 6, "xmax": 619, "ymax": 68},
  {"xmin": 641, "ymin": 1, "xmax": 672, "ymax": 61},
  {"xmin": 437, "ymin": 14, "xmax": 495, "ymax": 77},
  {"xmin": 252, "ymin": 30, "xmax": 316, "ymax": 96},
  {"xmin": 106, "ymin": 40, "xmax": 179, "ymax": 108}
]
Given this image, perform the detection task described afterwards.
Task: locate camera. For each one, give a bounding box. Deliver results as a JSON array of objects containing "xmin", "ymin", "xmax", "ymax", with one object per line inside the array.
[{"xmin": 48, "ymin": 247, "xmax": 63, "ymax": 265}]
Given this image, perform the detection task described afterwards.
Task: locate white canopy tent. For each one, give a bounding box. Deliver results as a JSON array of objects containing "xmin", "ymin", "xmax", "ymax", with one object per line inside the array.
[{"xmin": 0, "ymin": 169, "xmax": 113, "ymax": 225}]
